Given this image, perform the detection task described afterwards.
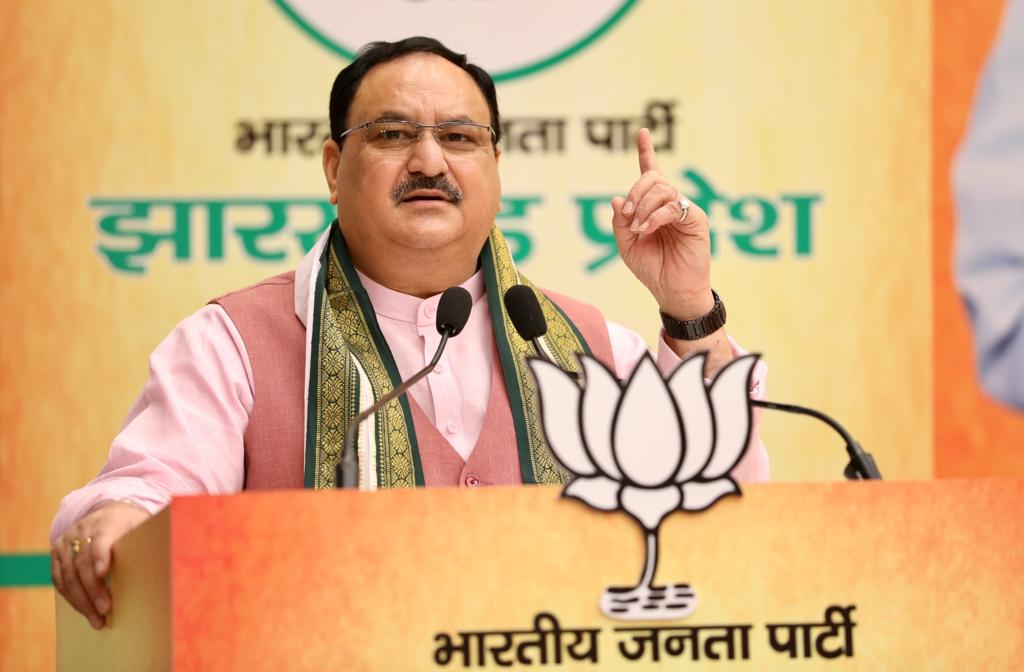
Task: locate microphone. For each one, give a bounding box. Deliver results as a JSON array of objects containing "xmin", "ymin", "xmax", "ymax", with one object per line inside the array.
[
  {"xmin": 336, "ymin": 286, "xmax": 473, "ymax": 489},
  {"xmin": 503, "ymin": 285, "xmax": 581, "ymax": 379},
  {"xmin": 504, "ymin": 285, "xmax": 584, "ymax": 382},
  {"xmin": 751, "ymin": 399, "xmax": 883, "ymax": 480},
  {"xmin": 504, "ymin": 285, "xmax": 547, "ymax": 341}
]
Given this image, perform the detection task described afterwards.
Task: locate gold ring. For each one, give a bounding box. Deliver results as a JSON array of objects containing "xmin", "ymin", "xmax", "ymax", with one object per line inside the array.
[
  {"xmin": 71, "ymin": 539, "xmax": 81, "ymax": 555},
  {"xmin": 85, "ymin": 537, "xmax": 93, "ymax": 545}
]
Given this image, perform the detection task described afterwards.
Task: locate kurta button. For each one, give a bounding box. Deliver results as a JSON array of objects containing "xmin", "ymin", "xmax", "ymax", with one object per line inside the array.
[
  {"xmin": 446, "ymin": 421, "xmax": 457, "ymax": 434},
  {"xmin": 425, "ymin": 305, "xmax": 436, "ymax": 318},
  {"xmin": 434, "ymin": 362, "xmax": 446, "ymax": 373},
  {"xmin": 465, "ymin": 475, "xmax": 480, "ymax": 487}
]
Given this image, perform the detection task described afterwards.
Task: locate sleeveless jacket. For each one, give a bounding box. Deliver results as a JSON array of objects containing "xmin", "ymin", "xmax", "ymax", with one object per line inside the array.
[{"xmin": 213, "ymin": 272, "xmax": 614, "ymax": 489}]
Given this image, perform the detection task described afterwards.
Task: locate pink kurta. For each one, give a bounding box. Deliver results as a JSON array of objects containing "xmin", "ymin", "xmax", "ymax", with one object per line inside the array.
[{"xmin": 51, "ymin": 232, "xmax": 769, "ymax": 542}]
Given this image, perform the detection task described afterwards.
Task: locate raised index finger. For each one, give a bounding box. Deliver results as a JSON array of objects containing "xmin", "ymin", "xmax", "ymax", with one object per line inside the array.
[{"xmin": 637, "ymin": 128, "xmax": 661, "ymax": 174}]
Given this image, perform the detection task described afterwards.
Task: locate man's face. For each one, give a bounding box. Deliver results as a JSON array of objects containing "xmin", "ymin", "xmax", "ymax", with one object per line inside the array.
[{"xmin": 324, "ymin": 53, "xmax": 501, "ymax": 272}]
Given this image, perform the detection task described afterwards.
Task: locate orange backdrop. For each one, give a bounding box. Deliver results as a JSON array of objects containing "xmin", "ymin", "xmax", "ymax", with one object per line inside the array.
[{"xmin": 932, "ymin": 0, "xmax": 1024, "ymax": 476}]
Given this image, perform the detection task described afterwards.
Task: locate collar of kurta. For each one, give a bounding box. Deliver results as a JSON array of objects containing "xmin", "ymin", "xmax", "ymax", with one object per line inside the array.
[{"xmin": 303, "ymin": 221, "xmax": 593, "ymax": 489}]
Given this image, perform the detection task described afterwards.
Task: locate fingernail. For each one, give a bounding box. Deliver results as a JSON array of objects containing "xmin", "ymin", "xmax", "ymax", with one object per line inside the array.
[
  {"xmin": 638, "ymin": 221, "xmax": 650, "ymax": 233},
  {"xmin": 90, "ymin": 616, "xmax": 103, "ymax": 629},
  {"xmin": 96, "ymin": 596, "xmax": 110, "ymax": 614},
  {"xmin": 623, "ymin": 201, "xmax": 635, "ymax": 215},
  {"xmin": 94, "ymin": 561, "xmax": 104, "ymax": 575},
  {"xmin": 630, "ymin": 218, "xmax": 640, "ymax": 232}
]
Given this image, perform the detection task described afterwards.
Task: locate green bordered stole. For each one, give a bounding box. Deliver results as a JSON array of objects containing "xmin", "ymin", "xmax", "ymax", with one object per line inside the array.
[{"xmin": 305, "ymin": 223, "xmax": 593, "ymax": 489}]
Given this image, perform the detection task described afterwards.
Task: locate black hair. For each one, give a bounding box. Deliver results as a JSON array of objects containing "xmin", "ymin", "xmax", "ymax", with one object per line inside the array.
[{"xmin": 328, "ymin": 36, "xmax": 501, "ymax": 147}]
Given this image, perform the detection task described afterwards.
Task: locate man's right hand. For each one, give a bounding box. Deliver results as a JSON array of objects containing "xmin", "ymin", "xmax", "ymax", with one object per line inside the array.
[{"xmin": 51, "ymin": 500, "xmax": 151, "ymax": 629}]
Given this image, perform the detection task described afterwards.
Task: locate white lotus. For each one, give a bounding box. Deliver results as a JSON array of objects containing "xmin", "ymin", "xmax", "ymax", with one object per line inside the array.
[{"xmin": 529, "ymin": 352, "xmax": 758, "ymax": 619}]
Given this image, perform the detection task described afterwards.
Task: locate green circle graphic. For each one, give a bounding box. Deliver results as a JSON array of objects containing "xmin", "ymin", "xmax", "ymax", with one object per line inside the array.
[{"xmin": 271, "ymin": 0, "xmax": 639, "ymax": 82}]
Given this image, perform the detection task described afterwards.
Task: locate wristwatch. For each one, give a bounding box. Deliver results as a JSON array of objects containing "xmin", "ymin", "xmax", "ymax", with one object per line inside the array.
[{"xmin": 659, "ymin": 290, "xmax": 726, "ymax": 340}]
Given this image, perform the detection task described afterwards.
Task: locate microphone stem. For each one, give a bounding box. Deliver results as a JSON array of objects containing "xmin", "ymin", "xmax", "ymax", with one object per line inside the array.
[
  {"xmin": 753, "ymin": 399, "xmax": 855, "ymax": 445},
  {"xmin": 751, "ymin": 399, "xmax": 882, "ymax": 480},
  {"xmin": 338, "ymin": 329, "xmax": 452, "ymax": 489},
  {"xmin": 530, "ymin": 337, "xmax": 546, "ymax": 361},
  {"xmin": 429, "ymin": 330, "xmax": 451, "ymax": 369},
  {"xmin": 530, "ymin": 337, "xmax": 579, "ymax": 382}
]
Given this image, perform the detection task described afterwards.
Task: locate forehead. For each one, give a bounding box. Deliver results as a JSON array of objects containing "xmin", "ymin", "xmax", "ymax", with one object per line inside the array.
[{"xmin": 347, "ymin": 53, "xmax": 491, "ymax": 126}]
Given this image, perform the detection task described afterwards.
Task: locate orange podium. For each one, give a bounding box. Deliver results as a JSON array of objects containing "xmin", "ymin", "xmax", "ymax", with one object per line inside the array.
[{"xmin": 56, "ymin": 479, "xmax": 1023, "ymax": 670}]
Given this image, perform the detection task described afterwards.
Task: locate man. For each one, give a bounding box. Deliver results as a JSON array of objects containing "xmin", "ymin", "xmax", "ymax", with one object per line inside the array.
[{"xmin": 51, "ymin": 37, "xmax": 768, "ymax": 629}]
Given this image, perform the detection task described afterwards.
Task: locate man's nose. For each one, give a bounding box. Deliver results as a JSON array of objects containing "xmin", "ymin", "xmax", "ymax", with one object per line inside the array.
[{"xmin": 406, "ymin": 131, "xmax": 449, "ymax": 176}]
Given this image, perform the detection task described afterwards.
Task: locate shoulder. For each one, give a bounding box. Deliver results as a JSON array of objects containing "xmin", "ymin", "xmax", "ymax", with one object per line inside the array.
[
  {"xmin": 211, "ymin": 271, "xmax": 296, "ymax": 305},
  {"xmin": 210, "ymin": 272, "xmax": 299, "ymax": 325},
  {"xmin": 208, "ymin": 272, "xmax": 304, "ymax": 351},
  {"xmin": 539, "ymin": 287, "xmax": 602, "ymax": 317},
  {"xmin": 537, "ymin": 286, "xmax": 614, "ymax": 366},
  {"xmin": 151, "ymin": 304, "xmax": 251, "ymax": 378}
]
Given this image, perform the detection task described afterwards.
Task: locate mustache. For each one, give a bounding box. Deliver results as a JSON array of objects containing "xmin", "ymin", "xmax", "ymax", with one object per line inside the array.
[{"xmin": 391, "ymin": 175, "xmax": 464, "ymax": 204}]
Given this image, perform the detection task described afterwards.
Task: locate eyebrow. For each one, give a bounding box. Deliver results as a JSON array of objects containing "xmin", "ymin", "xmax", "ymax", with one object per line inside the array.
[{"xmin": 372, "ymin": 111, "xmax": 481, "ymax": 125}]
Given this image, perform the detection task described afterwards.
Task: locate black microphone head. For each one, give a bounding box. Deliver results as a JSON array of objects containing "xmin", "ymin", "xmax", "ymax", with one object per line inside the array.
[
  {"xmin": 436, "ymin": 287, "xmax": 473, "ymax": 336},
  {"xmin": 503, "ymin": 285, "xmax": 548, "ymax": 341}
]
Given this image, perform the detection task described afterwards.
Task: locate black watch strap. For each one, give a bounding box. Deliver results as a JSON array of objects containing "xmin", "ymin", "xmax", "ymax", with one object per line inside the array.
[{"xmin": 660, "ymin": 290, "xmax": 726, "ymax": 340}]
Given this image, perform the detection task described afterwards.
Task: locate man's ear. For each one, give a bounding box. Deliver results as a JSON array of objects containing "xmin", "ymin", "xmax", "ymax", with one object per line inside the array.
[
  {"xmin": 493, "ymin": 145, "xmax": 502, "ymax": 210},
  {"xmin": 322, "ymin": 138, "xmax": 342, "ymax": 205}
]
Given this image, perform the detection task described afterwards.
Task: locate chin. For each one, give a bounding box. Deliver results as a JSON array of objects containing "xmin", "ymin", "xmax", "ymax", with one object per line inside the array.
[{"xmin": 397, "ymin": 216, "xmax": 472, "ymax": 251}]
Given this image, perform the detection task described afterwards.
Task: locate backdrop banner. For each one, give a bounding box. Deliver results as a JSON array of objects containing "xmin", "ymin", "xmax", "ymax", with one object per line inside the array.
[{"xmin": 2, "ymin": 1, "xmax": 1021, "ymax": 668}]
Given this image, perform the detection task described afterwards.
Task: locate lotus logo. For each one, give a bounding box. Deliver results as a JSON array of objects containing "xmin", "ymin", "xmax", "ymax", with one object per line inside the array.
[{"xmin": 529, "ymin": 353, "xmax": 758, "ymax": 621}]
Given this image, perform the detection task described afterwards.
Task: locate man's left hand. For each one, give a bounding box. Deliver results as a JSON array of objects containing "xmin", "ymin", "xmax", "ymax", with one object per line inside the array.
[
  {"xmin": 611, "ymin": 128, "xmax": 715, "ymax": 320},
  {"xmin": 611, "ymin": 128, "xmax": 732, "ymax": 374}
]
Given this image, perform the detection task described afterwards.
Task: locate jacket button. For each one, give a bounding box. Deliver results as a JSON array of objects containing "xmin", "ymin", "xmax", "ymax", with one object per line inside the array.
[{"xmin": 465, "ymin": 475, "xmax": 481, "ymax": 487}]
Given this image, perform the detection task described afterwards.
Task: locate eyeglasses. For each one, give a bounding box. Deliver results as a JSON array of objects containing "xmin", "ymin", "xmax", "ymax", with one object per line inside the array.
[{"xmin": 337, "ymin": 120, "xmax": 497, "ymax": 155}]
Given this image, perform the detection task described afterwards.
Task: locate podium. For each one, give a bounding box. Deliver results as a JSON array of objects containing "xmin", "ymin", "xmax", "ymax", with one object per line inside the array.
[{"xmin": 56, "ymin": 480, "xmax": 1023, "ymax": 670}]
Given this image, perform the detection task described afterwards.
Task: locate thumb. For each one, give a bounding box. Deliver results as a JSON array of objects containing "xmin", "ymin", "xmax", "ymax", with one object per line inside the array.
[
  {"xmin": 90, "ymin": 532, "xmax": 115, "ymax": 578},
  {"xmin": 92, "ymin": 504, "xmax": 149, "ymax": 577}
]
